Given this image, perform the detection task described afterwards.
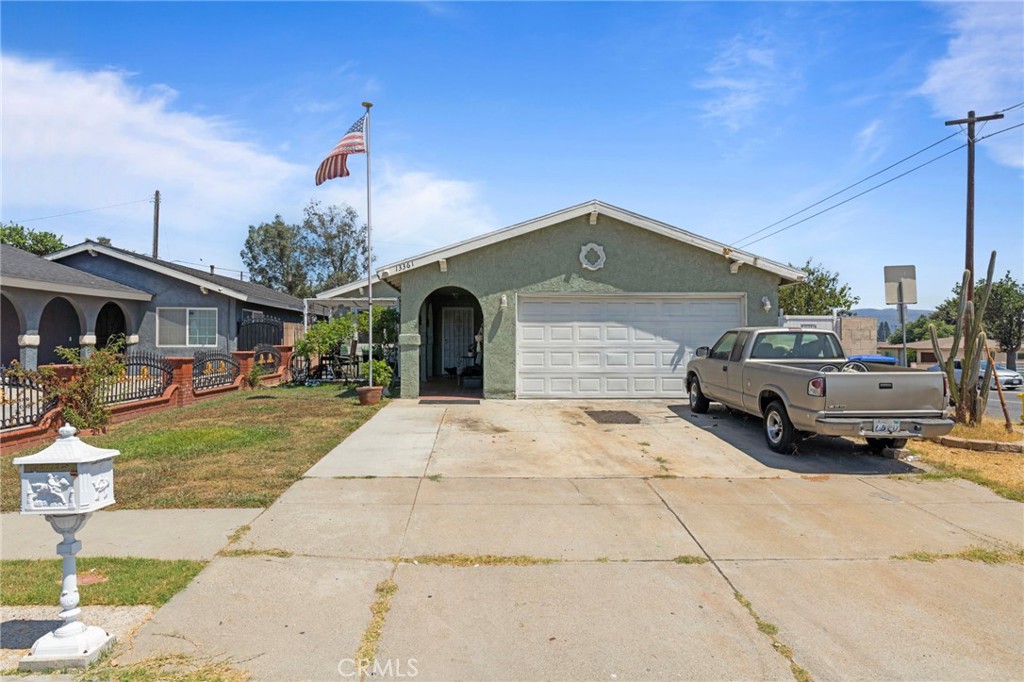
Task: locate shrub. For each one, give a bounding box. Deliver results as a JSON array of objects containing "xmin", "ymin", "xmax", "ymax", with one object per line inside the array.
[
  {"xmin": 370, "ymin": 359, "xmax": 393, "ymax": 389},
  {"xmin": 9, "ymin": 337, "xmax": 127, "ymax": 432},
  {"xmin": 245, "ymin": 364, "xmax": 264, "ymax": 389}
]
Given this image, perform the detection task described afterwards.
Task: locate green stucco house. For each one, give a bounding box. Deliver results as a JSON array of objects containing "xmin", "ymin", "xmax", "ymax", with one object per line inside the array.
[{"xmin": 375, "ymin": 200, "xmax": 804, "ymax": 399}]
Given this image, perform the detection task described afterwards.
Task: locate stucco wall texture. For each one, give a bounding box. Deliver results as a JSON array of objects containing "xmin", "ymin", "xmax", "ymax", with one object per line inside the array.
[{"xmin": 396, "ymin": 213, "xmax": 784, "ymax": 399}]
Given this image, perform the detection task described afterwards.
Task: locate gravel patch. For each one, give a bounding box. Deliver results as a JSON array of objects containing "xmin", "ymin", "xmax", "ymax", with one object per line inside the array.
[{"xmin": 0, "ymin": 605, "xmax": 153, "ymax": 671}]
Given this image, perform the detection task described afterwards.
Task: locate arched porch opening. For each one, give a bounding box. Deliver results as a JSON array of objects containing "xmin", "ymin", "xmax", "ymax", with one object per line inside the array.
[
  {"xmin": 1, "ymin": 294, "xmax": 21, "ymax": 367},
  {"xmin": 417, "ymin": 286, "xmax": 484, "ymax": 396},
  {"xmin": 96, "ymin": 302, "xmax": 127, "ymax": 349},
  {"xmin": 38, "ymin": 297, "xmax": 82, "ymax": 366}
]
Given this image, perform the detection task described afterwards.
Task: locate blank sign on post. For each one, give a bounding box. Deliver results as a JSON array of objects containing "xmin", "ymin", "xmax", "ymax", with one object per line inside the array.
[{"xmin": 884, "ymin": 265, "xmax": 918, "ymax": 305}]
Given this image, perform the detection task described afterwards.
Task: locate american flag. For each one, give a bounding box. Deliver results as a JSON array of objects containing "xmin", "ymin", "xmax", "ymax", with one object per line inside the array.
[{"xmin": 315, "ymin": 114, "xmax": 367, "ymax": 185}]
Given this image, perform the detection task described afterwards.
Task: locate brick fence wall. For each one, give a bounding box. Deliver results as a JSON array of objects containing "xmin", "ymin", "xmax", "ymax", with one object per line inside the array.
[{"xmin": 0, "ymin": 345, "xmax": 293, "ymax": 453}]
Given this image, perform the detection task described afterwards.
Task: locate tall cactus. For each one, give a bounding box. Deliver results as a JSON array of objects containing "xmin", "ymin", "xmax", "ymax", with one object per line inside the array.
[{"xmin": 929, "ymin": 251, "xmax": 997, "ymax": 425}]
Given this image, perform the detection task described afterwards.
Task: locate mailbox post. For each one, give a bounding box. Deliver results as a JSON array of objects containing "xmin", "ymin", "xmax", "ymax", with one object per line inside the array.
[{"xmin": 13, "ymin": 423, "xmax": 119, "ymax": 671}]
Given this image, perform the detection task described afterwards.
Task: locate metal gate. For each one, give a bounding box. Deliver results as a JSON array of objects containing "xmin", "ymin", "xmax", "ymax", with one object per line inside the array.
[{"xmin": 237, "ymin": 316, "xmax": 283, "ymax": 351}]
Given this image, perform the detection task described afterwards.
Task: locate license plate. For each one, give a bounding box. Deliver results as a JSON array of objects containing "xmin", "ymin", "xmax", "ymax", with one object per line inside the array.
[{"xmin": 872, "ymin": 419, "xmax": 901, "ymax": 434}]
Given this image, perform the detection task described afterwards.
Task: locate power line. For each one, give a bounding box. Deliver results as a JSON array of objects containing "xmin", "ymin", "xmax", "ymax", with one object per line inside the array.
[
  {"xmin": 729, "ymin": 112, "xmax": 1024, "ymax": 251},
  {"xmin": 14, "ymin": 198, "xmax": 153, "ymax": 223},
  {"xmin": 994, "ymin": 101, "xmax": 1024, "ymax": 114},
  {"xmin": 728, "ymin": 132, "xmax": 961, "ymax": 248},
  {"xmin": 977, "ymin": 121, "xmax": 1024, "ymax": 141},
  {"xmin": 734, "ymin": 142, "xmax": 966, "ymax": 250}
]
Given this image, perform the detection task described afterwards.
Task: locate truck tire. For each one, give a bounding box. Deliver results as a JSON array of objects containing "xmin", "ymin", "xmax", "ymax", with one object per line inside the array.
[
  {"xmin": 866, "ymin": 437, "xmax": 908, "ymax": 454},
  {"xmin": 763, "ymin": 400, "xmax": 797, "ymax": 454},
  {"xmin": 689, "ymin": 377, "xmax": 710, "ymax": 414}
]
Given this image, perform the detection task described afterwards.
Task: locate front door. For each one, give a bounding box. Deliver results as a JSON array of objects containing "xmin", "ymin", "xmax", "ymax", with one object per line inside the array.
[{"xmin": 442, "ymin": 307, "xmax": 473, "ymax": 375}]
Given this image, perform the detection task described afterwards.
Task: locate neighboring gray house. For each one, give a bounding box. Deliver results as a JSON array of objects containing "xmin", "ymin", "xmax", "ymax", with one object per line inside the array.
[
  {"xmin": 42, "ymin": 241, "xmax": 303, "ymax": 360},
  {"xmin": 1, "ymin": 244, "xmax": 153, "ymax": 369},
  {"xmin": 374, "ymin": 200, "xmax": 805, "ymax": 399}
]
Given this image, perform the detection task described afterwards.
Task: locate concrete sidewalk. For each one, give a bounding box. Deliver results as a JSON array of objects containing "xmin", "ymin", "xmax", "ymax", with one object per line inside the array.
[{"xmin": 1, "ymin": 508, "xmax": 262, "ymax": 560}]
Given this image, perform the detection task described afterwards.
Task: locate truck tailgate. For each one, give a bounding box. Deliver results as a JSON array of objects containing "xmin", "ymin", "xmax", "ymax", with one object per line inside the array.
[{"xmin": 823, "ymin": 372, "xmax": 946, "ymax": 416}]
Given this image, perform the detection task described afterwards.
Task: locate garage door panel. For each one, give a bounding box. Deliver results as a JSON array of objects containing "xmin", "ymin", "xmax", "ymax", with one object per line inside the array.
[
  {"xmin": 662, "ymin": 377, "xmax": 686, "ymax": 393},
  {"xmin": 606, "ymin": 377, "xmax": 629, "ymax": 393},
  {"xmin": 517, "ymin": 295, "xmax": 743, "ymax": 398},
  {"xmin": 606, "ymin": 326, "xmax": 629, "ymax": 342},
  {"xmin": 549, "ymin": 326, "xmax": 573, "ymax": 341}
]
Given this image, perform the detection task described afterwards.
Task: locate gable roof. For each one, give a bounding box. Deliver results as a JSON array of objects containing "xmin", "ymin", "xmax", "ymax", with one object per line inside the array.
[
  {"xmin": 315, "ymin": 275, "xmax": 398, "ymax": 301},
  {"xmin": 376, "ymin": 200, "xmax": 806, "ymax": 286},
  {"xmin": 46, "ymin": 242, "xmax": 303, "ymax": 312},
  {"xmin": 1, "ymin": 244, "xmax": 152, "ymax": 300}
]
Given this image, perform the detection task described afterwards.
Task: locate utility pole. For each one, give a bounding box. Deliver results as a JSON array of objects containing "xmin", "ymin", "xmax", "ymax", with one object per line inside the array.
[
  {"xmin": 944, "ymin": 110, "xmax": 1003, "ymax": 302},
  {"xmin": 152, "ymin": 190, "xmax": 161, "ymax": 259}
]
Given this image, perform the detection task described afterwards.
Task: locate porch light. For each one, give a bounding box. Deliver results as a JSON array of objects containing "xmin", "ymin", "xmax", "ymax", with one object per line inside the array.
[
  {"xmin": 13, "ymin": 424, "xmax": 119, "ymax": 671},
  {"xmin": 761, "ymin": 296, "xmax": 772, "ymax": 312},
  {"xmin": 500, "ymin": 294, "xmax": 508, "ymax": 309}
]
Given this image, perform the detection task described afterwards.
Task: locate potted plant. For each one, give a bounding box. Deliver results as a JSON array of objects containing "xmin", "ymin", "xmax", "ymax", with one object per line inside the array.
[{"xmin": 357, "ymin": 359, "xmax": 392, "ymax": 405}]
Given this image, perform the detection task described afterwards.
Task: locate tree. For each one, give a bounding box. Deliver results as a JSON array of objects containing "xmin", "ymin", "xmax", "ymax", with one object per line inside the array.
[
  {"xmin": 890, "ymin": 316, "xmax": 954, "ymax": 345},
  {"xmin": 0, "ymin": 222, "xmax": 67, "ymax": 255},
  {"xmin": 778, "ymin": 259, "xmax": 860, "ymax": 316},
  {"xmin": 302, "ymin": 201, "xmax": 368, "ymax": 292},
  {"xmin": 240, "ymin": 200, "xmax": 368, "ymax": 298},
  {"xmin": 931, "ymin": 272, "xmax": 1024, "ymax": 371},
  {"xmin": 876, "ymin": 320, "xmax": 891, "ymax": 342},
  {"xmin": 985, "ymin": 272, "xmax": 1024, "ymax": 371},
  {"xmin": 240, "ymin": 216, "xmax": 312, "ymax": 298}
]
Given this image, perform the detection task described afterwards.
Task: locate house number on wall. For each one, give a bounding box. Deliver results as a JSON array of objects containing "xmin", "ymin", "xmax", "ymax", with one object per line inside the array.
[{"xmin": 579, "ymin": 243, "xmax": 606, "ymax": 271}]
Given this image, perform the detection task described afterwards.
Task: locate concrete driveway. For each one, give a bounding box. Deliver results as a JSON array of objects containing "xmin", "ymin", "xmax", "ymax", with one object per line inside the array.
[{"xmin": 122, "ymin": 399, "xmax": 1024, "ymax": 681}]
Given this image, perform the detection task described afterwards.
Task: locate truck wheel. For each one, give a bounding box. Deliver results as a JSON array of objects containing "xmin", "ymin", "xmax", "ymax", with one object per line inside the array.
[
  {"xmin": 764, "ymin": 401, "xmax": 796, "ymax": 454},
  {"xmin": 866, "ymin": 437, "xmax": 908, "ymax": 454},
  {"xmin": 689, "ymin": 377, "xmax": 710, "ymax": 414}
]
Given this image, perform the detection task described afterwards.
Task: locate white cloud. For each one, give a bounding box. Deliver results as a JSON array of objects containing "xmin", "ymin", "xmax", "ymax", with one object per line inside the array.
[
  {"xmin": 0, "ymin": 54, "xmax": 494, "ymax": 275},
  {"xmin": 854, "ymin": 118, "xmax": 888, "ymax": 164},
  {"xmin": 312, "ymin": 162, "xmax": 497, "ymax": 267},
  {"xmin": 695, "ymin": 33, "xmax": 800, "ymax": 132},
  {"xmin": 918, "ymin": 2, "xmax": 1024, "ymax": 168}
]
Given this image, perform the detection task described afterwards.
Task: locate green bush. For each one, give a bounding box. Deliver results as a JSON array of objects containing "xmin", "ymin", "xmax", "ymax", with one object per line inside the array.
[{"xmin": 370, "ymin": 359, "xmax": 393, "ymax": 389}]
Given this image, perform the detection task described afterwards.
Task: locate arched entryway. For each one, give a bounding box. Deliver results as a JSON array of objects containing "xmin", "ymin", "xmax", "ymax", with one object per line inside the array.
[
  {"xmin": 1, "ymin": 294, "xmax": 21, "ymax": 367},
  {"xmin": 418, "ymin": 286, "xmax": 484, "ymax": 396},
  {"xmin": 96, "ymin": 302, "xmax": 127, "ymax": 349},
  {"xmin": 38, "ymin": 297, "xmax": 82, "ymax": 365}
]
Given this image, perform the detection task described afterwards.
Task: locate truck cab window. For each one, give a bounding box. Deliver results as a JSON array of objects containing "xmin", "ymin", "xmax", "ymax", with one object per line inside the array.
[{"xmin": 710, "ymin": 332, "xmax": 738, "ymax": 360}]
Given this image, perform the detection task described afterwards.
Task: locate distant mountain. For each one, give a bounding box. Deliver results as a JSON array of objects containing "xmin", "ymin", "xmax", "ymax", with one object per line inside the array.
[{"xmin": 850, "ymin": 308, "xmax": 934, "ymax": 327}]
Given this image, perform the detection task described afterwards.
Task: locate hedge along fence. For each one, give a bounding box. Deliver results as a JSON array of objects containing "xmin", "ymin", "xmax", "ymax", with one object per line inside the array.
[{"xmin": 0, "ymin": 345, "xmax": 294, "ymax": 453}]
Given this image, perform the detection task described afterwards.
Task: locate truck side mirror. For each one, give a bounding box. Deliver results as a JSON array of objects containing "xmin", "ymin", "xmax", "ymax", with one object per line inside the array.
[{"xmin": 695, "ymin": 347, "xmax": 709, "ymax": 358}]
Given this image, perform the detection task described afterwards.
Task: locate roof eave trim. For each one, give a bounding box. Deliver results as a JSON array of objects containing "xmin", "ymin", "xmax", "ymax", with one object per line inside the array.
[
  {"xmin": 47, "ymin": 244, "xmax": 250, "ymax": 301},
  {"xmin": 373, "ymin": 199, "xmax": 805, "ymax": 283},
  {"xmin": 0, "ymin": 276, "xmax": 153, "ymax": 301}
]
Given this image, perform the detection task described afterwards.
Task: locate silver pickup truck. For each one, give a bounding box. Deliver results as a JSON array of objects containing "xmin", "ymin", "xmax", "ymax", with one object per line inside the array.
[{"xmin": 686, "ymin": 327, "xmax": 954, "ymax": 454}]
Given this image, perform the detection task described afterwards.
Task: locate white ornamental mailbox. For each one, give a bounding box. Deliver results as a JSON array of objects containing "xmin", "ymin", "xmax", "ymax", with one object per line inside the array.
[
  {"xmin": 15, "ymin": 423, "xmax": 118, "ymax": 514},
  {"xmin": 12, "ymin": 424, "xmax": 119, "ymax": 671}
]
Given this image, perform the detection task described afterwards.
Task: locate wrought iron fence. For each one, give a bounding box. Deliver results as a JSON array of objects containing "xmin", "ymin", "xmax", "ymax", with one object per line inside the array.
[
  {"xmin": 192, "ymin": 351, "xmax": 240, "ymax": 391},
  {"xmin": 1, "ymin": 370, "xmax": 57, "ymax": 430},
  {"xmin": 105, "ymin": 353, "xmax": 174, "ymax": 405},
  {"xmin": 252, "ymin": 344, "xmax": 282, "ymax": 374},
  {"xmin": 238, "ymin": 316, "xmax": 284, "ymax": 351},
  {"xmin": 289, "ymin": 355, "xmax": 310, "ymax": 384}
]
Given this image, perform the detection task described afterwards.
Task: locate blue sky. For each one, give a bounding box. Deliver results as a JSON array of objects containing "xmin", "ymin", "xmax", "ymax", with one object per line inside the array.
[{"xmin": 2, "ymin": 1, "xmax": 1021, "ymax": 308}]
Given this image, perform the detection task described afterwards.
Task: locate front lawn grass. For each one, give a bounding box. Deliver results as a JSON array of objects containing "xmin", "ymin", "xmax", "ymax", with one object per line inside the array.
[
  {"xmin": 1, "ymin": 384, "xmax": 384, "ymax": 511},
  {"xmin": 0, "ymin": 557, "xmax": 205, "ymax": 606},
  {"xmin": 908, "ymin": 439, "xmax": 1024, "ymax": 503}
]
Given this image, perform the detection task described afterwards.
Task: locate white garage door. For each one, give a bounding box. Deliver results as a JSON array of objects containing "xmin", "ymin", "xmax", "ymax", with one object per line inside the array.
[{"xmin": 516, "ymin": 294, "xmax": 745, "ymax": 398}]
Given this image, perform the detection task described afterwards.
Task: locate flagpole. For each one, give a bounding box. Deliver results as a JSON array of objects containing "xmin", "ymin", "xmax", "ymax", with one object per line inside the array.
[{"xmin": 363, "ymin": 102, "xmax": 374, "ymax": 387}]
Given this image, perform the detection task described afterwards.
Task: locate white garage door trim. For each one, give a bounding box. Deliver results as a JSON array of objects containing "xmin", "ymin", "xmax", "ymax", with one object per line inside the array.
[{"xmin": 516, "ymin": 292, "xmax": 747, "ymax": 399}]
